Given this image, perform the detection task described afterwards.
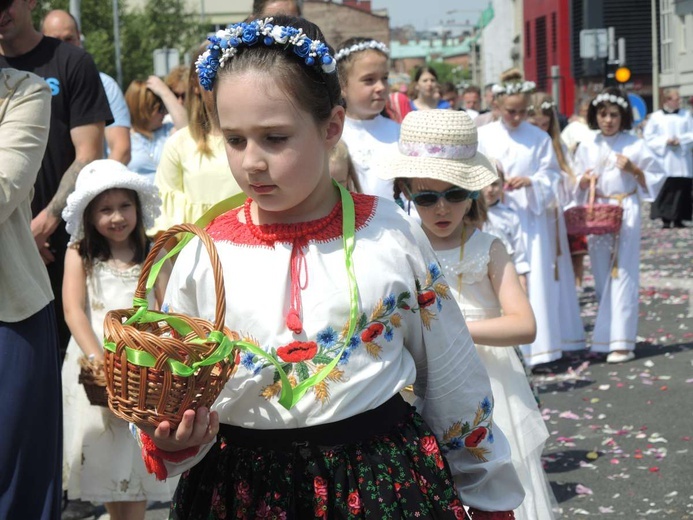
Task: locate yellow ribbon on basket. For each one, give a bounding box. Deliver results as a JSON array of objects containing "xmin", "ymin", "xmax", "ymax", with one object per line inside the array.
[
  {"xmin": 596, "ymin": 188, "xmax": 637, "ymax": 279},
  {"xmin": 107, "ymin": 182, "xmax": 359, "ymax": 411}
]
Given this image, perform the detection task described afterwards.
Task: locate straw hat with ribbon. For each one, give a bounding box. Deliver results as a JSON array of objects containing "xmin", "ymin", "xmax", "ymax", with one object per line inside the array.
[{"xmin": 379, "ymin": 109, "xmax": 497, "ymax": 190}]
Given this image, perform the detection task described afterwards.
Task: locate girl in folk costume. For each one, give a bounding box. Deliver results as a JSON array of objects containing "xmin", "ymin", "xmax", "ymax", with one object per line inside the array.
[
  {"xmin": 574, "ymin": 88, "xmax": 666, "ymax": 363},
  {"xmin": 644, "ymin": 87, "xmax": 693, "ymax": 228},
  {"xmin": 477, "ymin": 70, "xmax": 567, "ymax": 367},
  {"xmin": 61, "ymin": 160, "xmax": 175, "ymax": 520},
  {"xmin": 385, "ymin": 109, "xmax": 559, "ymax": 520},
  {"xmin": 336, "ymin": 37, "xmax": 399, "ymax": 199},
  {"xmin": 527, "ymin": 92, "xmax": 586, "ymax": 354},
  {"xmin": 139, "ymin": 16, "xmax": 524, "ymax": 519}
]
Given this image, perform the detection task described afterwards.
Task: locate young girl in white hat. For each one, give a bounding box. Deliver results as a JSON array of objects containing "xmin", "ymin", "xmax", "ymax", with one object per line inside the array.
[
  {"xmin": 383, "ymin": 109, "xmax": 559, "ymax": 520},
  {"xmin": 61, "ymin": 159, "xmax": 174, "ymax": 520}
]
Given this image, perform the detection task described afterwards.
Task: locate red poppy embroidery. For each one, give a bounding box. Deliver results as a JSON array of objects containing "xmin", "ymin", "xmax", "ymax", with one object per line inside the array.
[
  {"xmin": 347, "ymin": 491, "xmax": 362, "ymax": 515},
  {"xmin": 465, "ymin": 427, "xmax": 488, "ymax": 447},
  {"xmin": 360, "ymin": 322, "xmax": 384, "ymax": 342},
  {"xmin": 276, "ymin": 341, "xmax": 318, "ymax": 363},
  {"xmin": 417, "ymin": 290, "xmax": 437, "ymax": 308}
]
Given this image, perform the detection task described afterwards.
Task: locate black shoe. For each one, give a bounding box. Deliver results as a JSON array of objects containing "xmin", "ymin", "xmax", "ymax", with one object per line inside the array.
[
  {"xmin": 661, "ymin": 219, "xmax": 672, "ymax": 229},
  {"xmin": 61, "ymin": 499, "xmax": 95, "ymax": 520}
]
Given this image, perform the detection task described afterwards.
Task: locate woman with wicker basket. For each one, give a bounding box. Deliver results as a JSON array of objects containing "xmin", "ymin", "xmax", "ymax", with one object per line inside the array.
[
  {"xmin": 61, "ymin": 160, "xmax": 176, "ymax": 519},
  {"xmin": 137, "ymin": 16, "xmax": 524, "ymax": 520},
  {"xmin": 573, "ymin": 88, "xmax": 666, "ymax": 363}
]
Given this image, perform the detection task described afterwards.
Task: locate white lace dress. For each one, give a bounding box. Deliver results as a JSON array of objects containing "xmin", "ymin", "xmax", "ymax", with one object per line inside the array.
[
  {"xmin": 61, "ymin": 260, "xmax": 177, "ymax": 502},
  {"xmin": 436, "ymin": 230, "xmax": 559, "ymax": 520}
]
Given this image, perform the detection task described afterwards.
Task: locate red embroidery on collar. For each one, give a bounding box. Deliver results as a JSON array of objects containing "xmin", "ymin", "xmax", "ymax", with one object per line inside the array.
[{"xmin": 206, "ymin": 193, "xmax": 377, "ymax": 245}]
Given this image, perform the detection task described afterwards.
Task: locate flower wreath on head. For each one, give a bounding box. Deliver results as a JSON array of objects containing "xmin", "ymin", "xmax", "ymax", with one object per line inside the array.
[
  {"xmin": 334, "ymin": 40, "xmax": 390, "ymax": 62},
  {"xmin": 195, "ymin": 17, "xmax": 337, "ymax": 91},
  {"xmin": 540, "ymin": 100, "xmax": 556, "ymax": 111},
  {"xmin": 491, "ymin": 80, "xmax": 536, "ymax": 96},
  {"xmin": 592, "ymin": 92, "xmax": 629, "ymax": 109}
]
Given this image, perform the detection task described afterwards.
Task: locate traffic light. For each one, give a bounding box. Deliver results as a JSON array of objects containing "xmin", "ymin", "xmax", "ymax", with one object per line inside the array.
[{"xmin": 605, "ymin": 61, "xmax": 631, "ymax": 86}]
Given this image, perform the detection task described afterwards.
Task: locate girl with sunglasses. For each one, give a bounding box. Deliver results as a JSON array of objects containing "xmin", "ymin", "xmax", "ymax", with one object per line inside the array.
[{"xmin": 386, "ymin": 109, "xmax": 558, "ymax": 520}]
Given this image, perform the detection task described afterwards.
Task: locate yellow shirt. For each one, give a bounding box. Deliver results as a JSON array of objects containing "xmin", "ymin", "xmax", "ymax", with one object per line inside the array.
[
  {"xmin": 0, "ymin": 69, "xmax": 53, "ymax": 322},
  {"xmin": 152, "ymin": 127, "xmax": 242, "ymax": 232}
]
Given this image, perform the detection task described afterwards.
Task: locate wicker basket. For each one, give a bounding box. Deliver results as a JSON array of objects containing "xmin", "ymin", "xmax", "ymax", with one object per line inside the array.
[
  {"xmin": 565, "ymin": 177, "xmax": 623, "ymax": 236},
  {"xmin": 103, "ymin": 224, "xmax": 236, "ymax": 429},
  {"xmin": 78, "ymin": 357, "xmax": 108, "ymax": 407}
]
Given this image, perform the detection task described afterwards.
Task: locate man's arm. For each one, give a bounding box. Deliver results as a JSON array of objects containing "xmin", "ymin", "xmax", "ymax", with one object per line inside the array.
[
  {"xmin": 32, "ymin": 122, "xmax": 105, "ymax": 263},
  {"xmin": 105, "ymin": 125, "xmax": 131, "ymax": 165}
]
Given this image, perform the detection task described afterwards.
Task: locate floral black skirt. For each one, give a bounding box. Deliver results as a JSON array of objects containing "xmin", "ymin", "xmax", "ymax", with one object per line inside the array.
[{"xmin": 170, "ymin": 396, "xmax": 467, "ymax": 519}]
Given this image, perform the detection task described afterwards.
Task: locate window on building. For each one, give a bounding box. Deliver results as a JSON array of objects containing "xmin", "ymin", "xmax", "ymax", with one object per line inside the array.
[
  {"xmin": 679, "ymin": 15, "xmax": 687, "ymax": 53},
  {"xmin": 552, "ymin": 12, "xmax": 557, "ymax": 53},
  {"xmin": 661, "ymin": 0, "xmax": 673, "ymax": 72},
  {"xmin": 526, "ymin": 20, "xmax": 531, "ymax": 57}
]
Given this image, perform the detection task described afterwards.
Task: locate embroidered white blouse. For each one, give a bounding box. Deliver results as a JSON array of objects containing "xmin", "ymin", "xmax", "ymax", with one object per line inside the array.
[{"xmin": 162, "ymin": 194, "xmax": 524, "ymax": 511}]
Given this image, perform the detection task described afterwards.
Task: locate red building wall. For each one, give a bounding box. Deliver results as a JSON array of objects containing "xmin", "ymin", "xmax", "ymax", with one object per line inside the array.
[{"xmin": 523, "ymin": 0, "xmax": 576, "ymax": 115}]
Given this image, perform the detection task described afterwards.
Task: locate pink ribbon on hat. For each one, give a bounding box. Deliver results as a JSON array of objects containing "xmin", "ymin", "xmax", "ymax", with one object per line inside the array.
[{"xmin": 398, "ymin": 141, "xmax": 478, "ymax": 159}]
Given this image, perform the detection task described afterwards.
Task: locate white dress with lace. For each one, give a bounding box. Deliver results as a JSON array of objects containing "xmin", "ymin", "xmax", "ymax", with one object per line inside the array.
[
  {"xmin": 436, "ymin": 230, "xmax": 559, "ymax": 520},
  {"xmin": 61, "ymin": 260, "xmax": 177, "ymax": 502}
]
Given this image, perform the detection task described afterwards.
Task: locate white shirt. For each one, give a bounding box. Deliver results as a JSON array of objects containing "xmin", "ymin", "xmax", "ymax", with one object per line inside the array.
[
  {"xmin": 643, "ymin": 109, "xmax": 693, "ymax": 179},
  {"xmin": 162, "ymin": 194, "xmax": 524, "ymax": 511}
]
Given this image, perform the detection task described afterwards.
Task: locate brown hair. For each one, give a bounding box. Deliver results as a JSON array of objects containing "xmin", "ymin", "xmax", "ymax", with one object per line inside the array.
[
  {"xmin": 252, "ymin": 0, "xmax": 302, "ymax": 16},
  {"xmin": 124, "ymin": 80, "xmax": 163, "ymax": 138},
  {"xmin": 586, "ymin": 87, "xmax": 633, "ymax": 131},
  {"xmin": 187, "ymin": 43, "xmax": 217, "ymax": 156},
  {"xmin": 335, "ymin": 37, "xmax": 390, "ymax": 89},
  {"xmin": 212, "ymin": 16, "xmax": 343, "ymax": 126},
  {"xmin": 329, "ymin": 140, "xmax": 361, "ymax": 192},
  {"xmin": 165, "ymin": 65, "xmax": 189, "ymax": 96},
  {"xmin": 529, "ymin": 92, "xmax": 574, "ymax": 179},
  {"xmin": 78, "ymin": 189, "xmax": 149, "ymax": 273}
]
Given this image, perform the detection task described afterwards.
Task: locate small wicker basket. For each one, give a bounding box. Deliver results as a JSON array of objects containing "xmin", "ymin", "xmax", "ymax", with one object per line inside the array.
[
  {"xmin": 565, "ymin": 176, "xmax": 623, "ymax": 236},
  {"xmin": 103, "ymin": 224, "xmax": 236, "ymax": 429},
  {"xmin": 78, "ymin": 357, "xmax": 108, "ymax": 407}
]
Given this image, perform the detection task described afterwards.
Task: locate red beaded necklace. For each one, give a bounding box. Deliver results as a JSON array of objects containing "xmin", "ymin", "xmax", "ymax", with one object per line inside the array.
[{"xmin": 243, "ymin": 199, "xmax": 343, "ymax": 334}]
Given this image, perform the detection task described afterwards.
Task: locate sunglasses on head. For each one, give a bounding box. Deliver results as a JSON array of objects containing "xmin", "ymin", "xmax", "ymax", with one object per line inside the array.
[{"xmin": 406, "ymin": 186, "xmax": 474, "ymax": 207}]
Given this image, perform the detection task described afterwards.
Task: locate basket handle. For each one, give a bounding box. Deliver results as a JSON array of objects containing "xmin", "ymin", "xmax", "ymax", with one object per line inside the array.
[
  {"xmin": 587, "ymin": 175, "xmax": 597, "ymax": 210},
  {"xmin": 129, "ymin": 223, "xmax": 226, "ymax": 333}
]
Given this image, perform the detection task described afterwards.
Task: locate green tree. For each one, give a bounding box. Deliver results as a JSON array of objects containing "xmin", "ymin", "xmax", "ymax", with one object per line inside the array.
[{"xmin": 33, "ymin": 0, "xmax": 205, "ymax": 88}]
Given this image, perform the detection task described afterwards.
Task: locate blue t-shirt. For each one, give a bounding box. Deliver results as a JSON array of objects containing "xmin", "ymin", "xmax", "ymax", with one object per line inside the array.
[
  {"xmin": 100, "ymin": 72, "xmax": 130, "ymax": 128},
  {"xmin": 127, "ymin": 122, "xmax": 174, "ymax": 182},
  {"xmin": 410, "ymin": 99, "xmax": 451, "ymax": 110}
]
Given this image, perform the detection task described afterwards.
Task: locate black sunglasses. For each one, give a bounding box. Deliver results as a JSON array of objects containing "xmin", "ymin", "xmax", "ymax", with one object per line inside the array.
[{"xmin": 406, "ymin": 186, "xmax": 473, "ymax": 207}]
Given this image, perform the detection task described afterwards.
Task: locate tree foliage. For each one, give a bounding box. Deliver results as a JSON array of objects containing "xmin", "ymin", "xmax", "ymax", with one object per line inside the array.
[{"xmin": 33, "ymin": 0, "xmax": 206, "ymax": 89}]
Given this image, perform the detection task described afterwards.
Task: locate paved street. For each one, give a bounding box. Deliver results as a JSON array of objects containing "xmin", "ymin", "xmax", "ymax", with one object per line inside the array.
[
  {"xmin": 537, "ymin": 206, "xmax": 693, "ymax": 518},
  {"xmin": 69, "ymin": 205, "xmax": 693, "ymax": 520}
]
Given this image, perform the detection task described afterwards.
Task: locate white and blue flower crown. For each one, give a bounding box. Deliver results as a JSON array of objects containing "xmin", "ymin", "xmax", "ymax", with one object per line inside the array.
[
  {"xmin": 592, "ymin": 92, "xmax": 629, "ymax": 109},
  {"xmin": 491, "ymin": 81, "xmax": 536, "ymax": 96},
  {"xmin": 334, "ymin": 40, "xmax": 390, "ymax": 62},
  {"xmin": 195, "ymin": 17, "xmax": 337, "ymax": 91}
]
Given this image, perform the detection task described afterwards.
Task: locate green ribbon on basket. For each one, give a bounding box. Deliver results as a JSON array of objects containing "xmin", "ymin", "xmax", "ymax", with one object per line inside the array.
[{"xmin": 115, "ymin": 182, "xmax": 359, "ymax": 410}]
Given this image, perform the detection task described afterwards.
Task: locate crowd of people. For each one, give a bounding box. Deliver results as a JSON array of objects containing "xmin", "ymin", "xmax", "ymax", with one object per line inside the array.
[{"xmin": 1, "ymin": 0, "xmax": 690, "ymax": 519}]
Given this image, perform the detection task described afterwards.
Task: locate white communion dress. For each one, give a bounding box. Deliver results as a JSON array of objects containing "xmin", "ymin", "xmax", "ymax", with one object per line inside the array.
[
  {"xmin": 61, "ymin": 260, "xmax": 177, "ymax": 502},
  {"xmin": 436, "ymin": 230, "xmax": 559, "ymax": 520}
]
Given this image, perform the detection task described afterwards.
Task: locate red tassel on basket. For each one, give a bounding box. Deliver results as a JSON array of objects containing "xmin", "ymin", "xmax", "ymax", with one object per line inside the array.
[{"xmin": 139, "ymin": 432, "xmax": 200, "ymax": 481}]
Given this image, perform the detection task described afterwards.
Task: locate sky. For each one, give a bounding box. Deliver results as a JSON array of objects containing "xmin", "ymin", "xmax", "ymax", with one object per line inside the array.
[{"xmin": 368, "ymin": 0, "xmax": 487, "ymax": 32}]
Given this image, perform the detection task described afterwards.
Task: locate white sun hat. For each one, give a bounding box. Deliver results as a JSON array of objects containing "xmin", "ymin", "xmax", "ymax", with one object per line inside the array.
[
  {"xmin": 62, "ymin": 159, "xmax": 161, "ymax": 245},
  {"xmin": 379, "ymin": 109, "xmax": 498, "ymax": 191}
]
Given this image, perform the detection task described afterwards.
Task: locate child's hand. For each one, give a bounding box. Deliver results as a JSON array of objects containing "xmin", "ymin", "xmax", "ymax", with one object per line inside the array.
[
  {"xmin": 144, "ymin": 407, "xmax": 219, "ymax": 452},
  {"xmin": 579, "ymin": 169, "xmax": 598, "ymax": 189},
  {"xmin": 505, "ymin": 177, "xmax": 531, "ymax": 190},
  {"xmin": 615, "ymin": 153, "xmax": 635, "ymax": 173}
]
